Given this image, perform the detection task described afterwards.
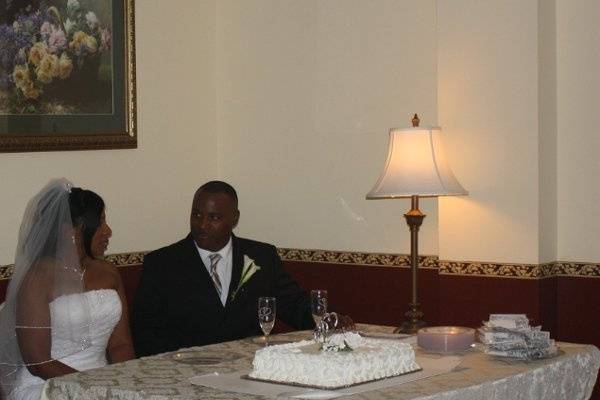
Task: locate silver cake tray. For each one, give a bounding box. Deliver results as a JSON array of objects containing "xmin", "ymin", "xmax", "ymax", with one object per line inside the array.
[{"xmin": 241, "ymin": 367, "xmax": 422, "ymax": 390}]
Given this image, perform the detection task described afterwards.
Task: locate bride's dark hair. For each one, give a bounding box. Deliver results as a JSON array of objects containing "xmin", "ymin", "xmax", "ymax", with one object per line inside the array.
[{"xmin": 69, "ymin": 188, "xmax": 105, "ymax": 257}]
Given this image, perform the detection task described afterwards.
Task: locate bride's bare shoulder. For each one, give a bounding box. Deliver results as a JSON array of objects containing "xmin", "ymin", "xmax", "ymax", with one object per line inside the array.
[
  {"xmin": 85, "ymin": 258, "xmax": 121, "ymax": 285},
  {"xmin": 88, "ymin": 258, "xmax": 118, "ymax": 274}
]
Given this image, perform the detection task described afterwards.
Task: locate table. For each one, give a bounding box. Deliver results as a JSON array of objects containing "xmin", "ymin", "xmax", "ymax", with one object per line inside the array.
[{"xmin": 45, "ymin": 324, "xmax": 600, "ymax": 400}]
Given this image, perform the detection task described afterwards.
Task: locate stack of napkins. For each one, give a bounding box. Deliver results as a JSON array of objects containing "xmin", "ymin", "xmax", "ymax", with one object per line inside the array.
[{"xmin": 478, "ymin": 314, "xmax": 557, "ymax": 360}]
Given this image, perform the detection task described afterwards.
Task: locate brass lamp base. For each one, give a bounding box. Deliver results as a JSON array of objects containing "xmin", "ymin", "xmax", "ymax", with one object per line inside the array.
[
  {"xmin": 394, "ymin": 302, "xmax": 426, "ymax": 334},
  {"xmin": 394, "ymin": 195, "xmax": 427, "ymax": 335}
]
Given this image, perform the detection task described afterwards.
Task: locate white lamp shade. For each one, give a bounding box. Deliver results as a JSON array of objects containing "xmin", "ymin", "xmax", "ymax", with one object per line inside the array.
[{"xmin": 367, "ymin": 126, "xmax": 467, "ymax": 198}]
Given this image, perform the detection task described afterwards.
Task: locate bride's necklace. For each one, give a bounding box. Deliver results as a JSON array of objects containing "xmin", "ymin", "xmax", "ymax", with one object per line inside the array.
[{"xmin": 80, "ymin": 257, "xmax": 92, "ymax": 280}]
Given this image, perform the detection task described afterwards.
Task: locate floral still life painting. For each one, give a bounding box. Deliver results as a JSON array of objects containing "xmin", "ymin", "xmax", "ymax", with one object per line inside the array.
[
  {"xmin": 0, "ymin": 0, "xmax": 113, "ymax": 115},
  {"xmin": 0, "ymin": 0, "xmax": 136, "ymax": 153}
]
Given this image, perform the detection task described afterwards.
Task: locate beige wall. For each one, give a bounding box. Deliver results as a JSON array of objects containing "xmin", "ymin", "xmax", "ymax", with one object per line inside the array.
[
  {"xmin": 538, "ymin": 0, "xmax": 558, "ymax": 263},
  {"xmin": 437, "ymin": 1, "xmax": 541, "ymax": 264},
  {"xmin": 0, "ymin": 0, "xmax": 218, "ymax": 265},
  {"xmin": 556, "ymin": 0, "xmax": 600, "ymax": 262},
  {"xmin": 434, "ymin": 0, "xmax": 599, "ymax": 265},
  {"xmin": 1, "ymin": 0, "xmax": 598, "ymax": 266},
  {"xmin": 216, "ymin": 0, "xmax": 440, "ymax": 254},
  {"xmin": 215, "ymin": 0, "xmax": 600, "ymax": 265}
]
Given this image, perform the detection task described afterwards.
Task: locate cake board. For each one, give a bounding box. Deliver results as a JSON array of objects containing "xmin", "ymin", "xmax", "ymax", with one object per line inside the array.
[{"xmin": 241, "ymin": 367, "xmax": 423, "ymax": 391}]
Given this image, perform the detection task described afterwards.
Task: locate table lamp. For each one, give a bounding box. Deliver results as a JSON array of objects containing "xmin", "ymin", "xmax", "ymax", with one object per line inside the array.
[{"xmin": 366, "ymin": 114, "xmax": 467, "ymax": 333}]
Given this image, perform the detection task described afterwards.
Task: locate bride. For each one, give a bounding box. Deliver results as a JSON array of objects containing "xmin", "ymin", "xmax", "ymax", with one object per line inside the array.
[{"xmin": 0, "ymin": 179, "xmax": 134, "ymax": 400}]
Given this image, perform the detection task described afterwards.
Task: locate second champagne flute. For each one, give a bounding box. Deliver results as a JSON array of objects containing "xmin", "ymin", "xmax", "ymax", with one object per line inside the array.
[
  {"xmin": 311, "ymin": 289, "xmax": 328, "ymax": 326},
  {"xmin": 258, "ymin": 296, "xmax": 276, "ymax": 346}
]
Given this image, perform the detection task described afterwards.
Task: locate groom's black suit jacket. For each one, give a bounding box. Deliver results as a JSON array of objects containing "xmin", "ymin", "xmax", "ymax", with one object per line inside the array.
[{"xmin": 131, "ymin": 234, "xmax": 313, "ymax": 357}]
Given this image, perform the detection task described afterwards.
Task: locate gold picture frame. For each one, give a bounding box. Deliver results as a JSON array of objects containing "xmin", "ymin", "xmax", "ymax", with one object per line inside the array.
[{"xmin": 0, "ymin": 0, "xmax": 137, "ymax": 152}]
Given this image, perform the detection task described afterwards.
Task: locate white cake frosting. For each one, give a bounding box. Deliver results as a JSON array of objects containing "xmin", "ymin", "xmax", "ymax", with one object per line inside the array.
[{"xmin": 249, "ymin": 333, "xmax": 420, "ymax": 388}]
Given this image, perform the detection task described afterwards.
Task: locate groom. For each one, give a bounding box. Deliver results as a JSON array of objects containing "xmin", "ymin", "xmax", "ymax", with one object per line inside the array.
[{"xmin": 131, "ymin": 181, "xmax": 313, "ymax": 356}]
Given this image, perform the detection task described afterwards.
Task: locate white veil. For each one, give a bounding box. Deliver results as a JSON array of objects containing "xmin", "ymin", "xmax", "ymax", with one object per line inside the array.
[{"xmin": 0, "ymin": 179, "xmax": 92, "ymax": 397}]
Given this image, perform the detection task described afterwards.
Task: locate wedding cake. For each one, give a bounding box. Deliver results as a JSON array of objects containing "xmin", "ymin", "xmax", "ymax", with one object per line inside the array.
[{"xmin": 249, "ymin": 332, "xmax": 420, "ymax": 388}]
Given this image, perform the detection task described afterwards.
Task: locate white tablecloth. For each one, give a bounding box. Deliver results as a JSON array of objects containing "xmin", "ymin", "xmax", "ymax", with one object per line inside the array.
[{"xmin": 45, "ymin": 324, "xmax": 600, "ymax": 400}]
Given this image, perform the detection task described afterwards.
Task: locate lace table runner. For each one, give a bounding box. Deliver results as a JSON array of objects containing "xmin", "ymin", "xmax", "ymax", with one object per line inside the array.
[{"xmin": 45, "ymin": 325, "xmax": 600, "ymax": 400}]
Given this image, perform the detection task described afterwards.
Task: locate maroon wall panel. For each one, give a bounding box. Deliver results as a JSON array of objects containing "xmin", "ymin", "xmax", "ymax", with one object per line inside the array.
[
  {"xmin": 118, "ymin": 264, "xmax": 143, "ymax": 312},
  {"xmin": 539, "ymin": 277, "xmax": 558, "ymax": 335},
  {"xmin": 437, "ymin": 275, "xmax": 543, "ymax": 329},
  {"xmin": 1, "ymin": 261, "xmax": 598, "ymax": 398},
  {"xmin": 0, "ymin": 280, "xmax": 7, "ymax": 304},
  {"xmin": 284, "ymin": 261, "xmax": 440, "ymax": 328},
  {"xmin": 2, "ymin": 263, "xmax": 598, "ymax": 347},
  {"xmin": 556, "ymin": 277, "xmax": 600, "ymax": 344}
]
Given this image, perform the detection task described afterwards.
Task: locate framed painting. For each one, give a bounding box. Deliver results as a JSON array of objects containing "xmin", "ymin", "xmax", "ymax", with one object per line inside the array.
[{"xmin": 0, "ymin": 0, "xmax": 136, "ymax": 152}]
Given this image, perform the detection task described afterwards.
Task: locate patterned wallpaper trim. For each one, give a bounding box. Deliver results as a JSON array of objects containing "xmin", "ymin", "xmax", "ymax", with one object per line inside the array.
[
  {"xmin": 0, "ymin": 250, "xmax": 599, "ymax": 280},
  {"xmin": 279, "ymin": 250, "xmax": 600, "ymax": 279}
]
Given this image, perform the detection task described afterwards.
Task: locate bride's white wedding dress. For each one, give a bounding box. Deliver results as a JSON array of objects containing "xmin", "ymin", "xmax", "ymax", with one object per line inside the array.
[{"xmin": 8, "ymin": 289, "xmax": 121, "ymax": 400}]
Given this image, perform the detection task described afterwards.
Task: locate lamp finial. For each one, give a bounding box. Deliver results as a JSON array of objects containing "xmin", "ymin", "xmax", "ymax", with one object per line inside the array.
[{"xmin": 411, "ymin": 114, "xmax": 420, "ymax": 127}]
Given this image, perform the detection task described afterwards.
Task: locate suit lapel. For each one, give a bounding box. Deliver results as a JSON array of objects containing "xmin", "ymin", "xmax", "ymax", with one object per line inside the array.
[
  {"xmin": 226, "ymin": 235, "xmax": 244, "ymax": 306},
  {"xmin": 183, "ymin": 234, "xmax": 208, "ymax": 274}
]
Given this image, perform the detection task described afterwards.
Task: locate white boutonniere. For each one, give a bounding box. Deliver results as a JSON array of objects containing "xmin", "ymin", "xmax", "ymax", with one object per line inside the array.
[{"xmin": 230, "ymin": 255, "xmax": 261, "ymax": 300}]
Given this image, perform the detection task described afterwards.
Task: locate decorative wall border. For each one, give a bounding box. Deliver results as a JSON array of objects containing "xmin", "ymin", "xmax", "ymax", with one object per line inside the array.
[
  {"xmin": 105, "ymin": 252, "xmax": 148, "ymax": 267},
  {"xmin": 552, "ymin": 262, "xmax": 600, "ymax": 278},
  {"xmin": 0, "ymin": 265, "xmax": 13, "ymax": 280},
  {"xmin": 277, "ymin": 248, "xmax": 439, "ymax": 268},
  {"xmin": 277, "ymin": 249, "xmax": 600, "ymax": 279},
  {"xmin": 1, "ymin": 250, "xmax": 599, "ymax": 280},
  {"xmin": 0, "ymin": 252, "xmax": 147, "ymax": 281},
  {"xmin": 436, "ymin": 261, "xmax": 554, "ymax": 279}
]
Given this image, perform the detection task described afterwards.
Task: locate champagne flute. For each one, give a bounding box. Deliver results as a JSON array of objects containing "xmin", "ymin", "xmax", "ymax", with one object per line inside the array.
[
  {"xmin": 311, "ymin": 289, "xmax": 328, "ymax": 327},
  {"xmin": 258, "ymin": 297, "xmax": 276, "ymax": 346}
]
